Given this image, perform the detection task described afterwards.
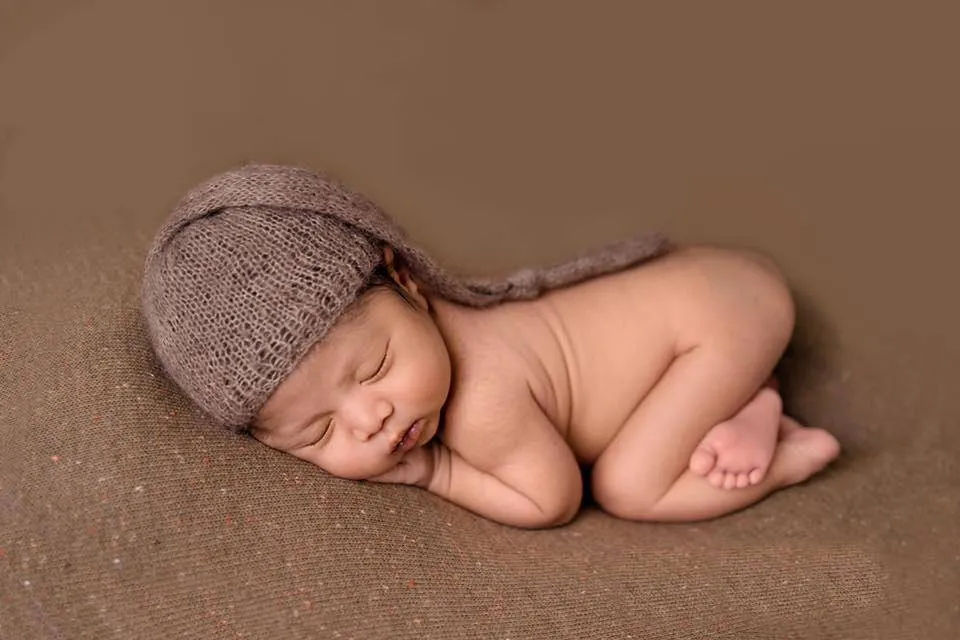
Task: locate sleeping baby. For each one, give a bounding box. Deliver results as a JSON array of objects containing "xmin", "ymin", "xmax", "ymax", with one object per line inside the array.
[{"xmin": 141, "ymin": 164, "xmax": 839, "ymax": 529}]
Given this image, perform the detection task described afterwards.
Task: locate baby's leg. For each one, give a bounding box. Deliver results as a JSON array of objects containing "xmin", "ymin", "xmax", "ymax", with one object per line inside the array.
[
  {"xmin": 634, "ymin": 415, "xmax": 839, "ymax": 522},
  {"xmin": 591, "ymin": 247, "xmax": 836, "ymax": 521}
]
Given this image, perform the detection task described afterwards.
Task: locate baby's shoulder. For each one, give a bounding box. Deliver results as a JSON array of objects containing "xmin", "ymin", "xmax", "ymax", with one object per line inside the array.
[
  {"xmin": 446, "ymin": 305, "xmax": 545, "ymax": 404},
  {"xmin": 442, "ymin": 351, "xmax": 554, "ymax": 458},
  {"xmin": 445, "ymin": 349, "xmax": 537, "ymax": 429}
]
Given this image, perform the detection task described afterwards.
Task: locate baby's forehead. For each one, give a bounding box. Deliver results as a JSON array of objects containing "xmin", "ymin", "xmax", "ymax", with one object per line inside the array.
[
  {"xmin": 308, "ymin": 290, "xmax": 392, "ymax": 355},
  {"xmin": 325, "ymin": 290, "xmax": 389, "ymax": 341}
]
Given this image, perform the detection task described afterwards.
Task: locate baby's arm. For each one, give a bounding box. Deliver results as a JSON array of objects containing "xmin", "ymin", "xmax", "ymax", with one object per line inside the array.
[
  {"xmin": 373, "ymin": 395, "xmax": 582, "ymax": 529},
  {"xmin": 437, "ymin": 392, "xmax": 584, "ymax": 528},
  {"xmin": 426, "ymin": 439, "xmax": 579, "ymax": 528}
]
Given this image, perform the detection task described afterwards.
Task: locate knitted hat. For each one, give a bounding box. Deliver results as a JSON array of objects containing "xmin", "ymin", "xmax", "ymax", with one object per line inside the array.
[{"xmin": 141, "ymin": 164, "xmax": 672, "ymax": 430}]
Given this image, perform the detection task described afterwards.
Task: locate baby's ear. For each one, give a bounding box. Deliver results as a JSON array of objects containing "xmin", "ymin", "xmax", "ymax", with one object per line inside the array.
[
  {"xmin": 382, "ymin": 245, "xmax": 397, "ymax": 269},
  {"xmin": 382, "ymin": 245, "xmax": 404, "ymax": 281},
  {"xmin": 395, "ymin": 262, "xmax": 424, "ymax": 302},
  {"xmin": 382, "ymin": 245, "xmax": 407, "ymax": 280},
  {"xmin": 383, "ymin": 245, "xmax": 428, "ymax": 308}
]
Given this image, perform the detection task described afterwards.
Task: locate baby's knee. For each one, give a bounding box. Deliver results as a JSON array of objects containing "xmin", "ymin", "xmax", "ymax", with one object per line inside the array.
[{"xmin": 589, "ymin": 464, "xmax": 659, "ymax": 521}]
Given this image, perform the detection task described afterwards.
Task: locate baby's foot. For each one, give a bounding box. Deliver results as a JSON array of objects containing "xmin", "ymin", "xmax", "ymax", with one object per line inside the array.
[
  {"xmin": 774, "ymin": 416, "xmax": 841, "ymax": 485},
  {"xmin": 689, "ymin": 387, "xmax": 782, "ymax": 489}
]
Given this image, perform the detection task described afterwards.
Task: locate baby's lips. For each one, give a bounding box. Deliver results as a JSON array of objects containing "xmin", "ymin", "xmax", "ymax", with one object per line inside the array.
[{"xmin": 394, "ymin": 419, "xmax": 424, "ymax": 453}]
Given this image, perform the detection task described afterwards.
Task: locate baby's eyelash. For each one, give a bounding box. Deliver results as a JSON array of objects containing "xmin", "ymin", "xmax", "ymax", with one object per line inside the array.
[
  {"xmin": 373, "ymin": 352, "xmax": 387, "ymax": 378},
  {"xmin": 367, "ymin": 346, "xmax": 389, "ymax": 382},
  {"xmin": 307, "ymin": 419, "xmax": 332, "ymax": 447}
]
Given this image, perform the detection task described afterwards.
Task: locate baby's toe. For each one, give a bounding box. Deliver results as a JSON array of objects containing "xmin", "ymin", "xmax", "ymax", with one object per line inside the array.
[
  {"xmin": 689, "ymin": 447, "xmax": 717, "ymax": 476},
  {"xmin": 722, "ymin": 472, "xmax": 738, "ymax": 490},
  {"xmin": 748, "ymin": 468, "xmax": 764, "ymax": 485},
  {"xmin": 735, "ymin": 473, "xmax": 750, "ymax": 489},
  {"xmin": 708, "ymin": 469, "xmax": 725, "ymax": 488}
]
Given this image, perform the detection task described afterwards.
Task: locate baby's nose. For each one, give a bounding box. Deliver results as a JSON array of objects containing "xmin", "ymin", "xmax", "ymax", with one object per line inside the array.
[{"xmin": 350, "ymin": 398, "xmax": 393, "ymax": 439}]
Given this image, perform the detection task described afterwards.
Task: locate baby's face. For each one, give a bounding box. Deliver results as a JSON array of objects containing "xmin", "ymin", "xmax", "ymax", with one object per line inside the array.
[{"xmin": 251, "ymin": 286, "xmax": 451, "ymax": 480}]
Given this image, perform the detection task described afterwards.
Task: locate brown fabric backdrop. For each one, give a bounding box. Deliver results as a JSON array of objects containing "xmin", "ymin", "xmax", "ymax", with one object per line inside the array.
[{"xmin": 2, "ymin": 2, "xmax": 958, "ymax": 639}]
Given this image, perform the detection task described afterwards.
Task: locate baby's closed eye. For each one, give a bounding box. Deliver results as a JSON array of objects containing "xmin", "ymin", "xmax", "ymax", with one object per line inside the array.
[
  {"xmin": 302, "ymin": 418, "xmax": 333, "ymax": 449},
  {"xmin": 362, "ymin": 342, "xmax": 390, "ymax": 383}
]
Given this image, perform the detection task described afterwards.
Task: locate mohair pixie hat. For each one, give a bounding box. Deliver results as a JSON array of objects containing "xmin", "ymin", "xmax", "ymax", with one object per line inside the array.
[{"xmin": 141, "ymin": 164, "xmax": 671, "ymax": 430}]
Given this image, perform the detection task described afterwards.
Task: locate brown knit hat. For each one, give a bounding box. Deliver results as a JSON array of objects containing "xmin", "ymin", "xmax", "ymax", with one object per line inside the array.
[{"xmin": 141, "ymin": 164, "xmax": 671, "ymax": 430}]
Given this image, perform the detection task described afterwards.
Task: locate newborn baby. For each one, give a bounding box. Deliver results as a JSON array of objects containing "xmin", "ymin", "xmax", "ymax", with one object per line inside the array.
[{"xmin": 142, "ymin": 164, "xmax": 840, "ymax": 529}]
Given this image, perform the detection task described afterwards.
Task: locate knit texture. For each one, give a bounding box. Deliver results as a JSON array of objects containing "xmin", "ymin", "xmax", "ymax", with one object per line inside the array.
[{"xmin": 140, "ymin": 164, "xmax": 671, "ymax": 429}]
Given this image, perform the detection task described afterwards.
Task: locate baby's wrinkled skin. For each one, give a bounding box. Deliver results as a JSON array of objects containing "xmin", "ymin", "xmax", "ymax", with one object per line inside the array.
[{"xmin": 252, "ymin": 245, "xmax": 840, "ymax": 529}]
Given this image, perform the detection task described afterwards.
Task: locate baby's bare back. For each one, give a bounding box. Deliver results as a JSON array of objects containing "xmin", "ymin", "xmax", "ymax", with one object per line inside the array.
[{"xmin": 439, "ymin": 249, "xmax": 702, "ymax": 466}]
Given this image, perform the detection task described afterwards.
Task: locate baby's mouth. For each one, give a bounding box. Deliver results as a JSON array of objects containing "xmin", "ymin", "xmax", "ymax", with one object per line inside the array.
[{"xmin": 392, "ymin": 419, "xmax": 424, "ymax": 454}]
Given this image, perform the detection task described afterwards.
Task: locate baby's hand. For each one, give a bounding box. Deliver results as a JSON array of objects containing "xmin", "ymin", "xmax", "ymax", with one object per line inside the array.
[{"xmin": 368, "ymin": 445, "xmax": 436, "ymax": 488}]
